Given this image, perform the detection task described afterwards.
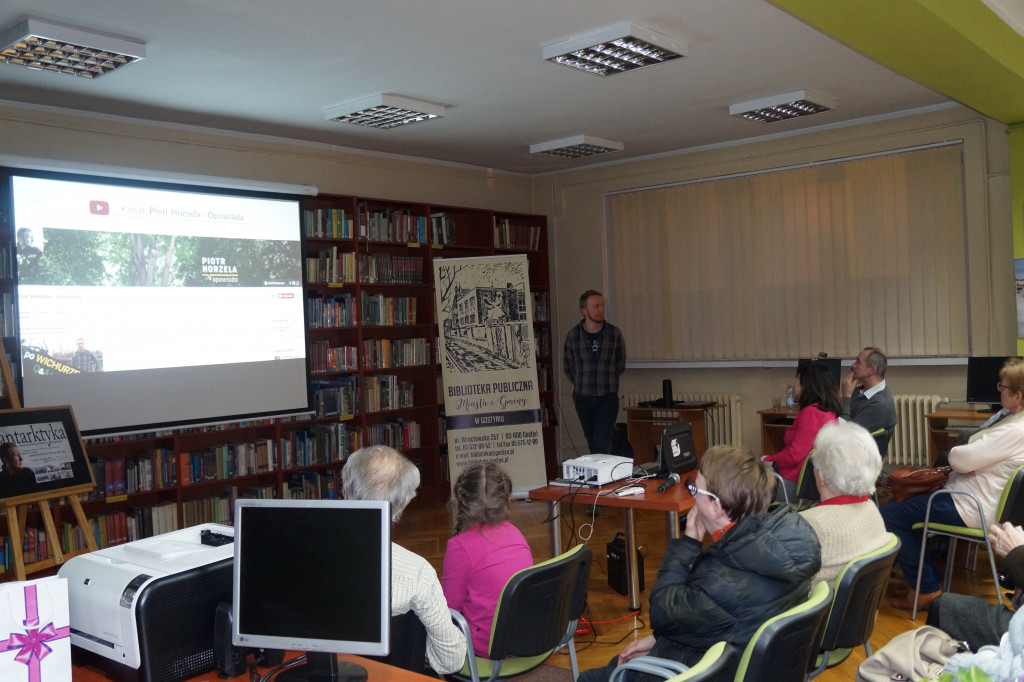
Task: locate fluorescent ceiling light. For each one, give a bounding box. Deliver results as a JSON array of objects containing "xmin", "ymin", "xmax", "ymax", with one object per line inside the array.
[
  {"xmin": 0, "ymin": 18, "xmax": 145, "ymax": 79},
  {"xmin": 530, "ymin": 135, "xmax": 624, "ymax": 159},
  {"xmin": 325, "ymin": 94, "xmax": 445, "ymax": 129},
  {"xmin": 729, "ymin": 89, "xmax": 836, "ymax": 123},
  {"xmin": 543, "ymin": 22, "xmax": 686, "ymax": 76}
]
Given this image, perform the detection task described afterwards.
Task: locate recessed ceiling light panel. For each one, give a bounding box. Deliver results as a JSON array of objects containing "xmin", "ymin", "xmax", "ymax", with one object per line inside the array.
[
  {"xmin": 530, "ymin": 135, "xmax": 624, "ymax": 159},
  {"xmin": 729, "ymin": 89, "xmax": 836, "ymax": 123},
  {"xmin": 543, "ymin": 22, "xmax": 687, "ymax": 76},
  {"xmin": 325, "ymin": 94, "xmax": 445, "ymax": 129},
  {"xmin": 0, "ymin": 18, "xmax": 145, "ymax": 78}
]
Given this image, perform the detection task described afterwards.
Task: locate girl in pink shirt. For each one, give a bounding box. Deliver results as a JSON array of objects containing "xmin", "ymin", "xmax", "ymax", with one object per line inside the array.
[{"xmin": 442, "ymin": 464, "xmax": 534, "ymax": 655}]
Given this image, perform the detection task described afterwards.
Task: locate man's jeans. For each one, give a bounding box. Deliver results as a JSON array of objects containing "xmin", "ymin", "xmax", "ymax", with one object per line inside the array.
[{"xmin": 573, "ymin": 392, "xmax": 619, "ymax": 454}]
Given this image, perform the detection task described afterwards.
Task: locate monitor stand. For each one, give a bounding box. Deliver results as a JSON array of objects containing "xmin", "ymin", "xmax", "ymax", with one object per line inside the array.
[
  {"xmin": 980, "ymin": 403, "xmax": 1001, "ymax": 414},
  {"xmin": 276, "ymin": 652, "xmax": 367, "ymax": 682}
]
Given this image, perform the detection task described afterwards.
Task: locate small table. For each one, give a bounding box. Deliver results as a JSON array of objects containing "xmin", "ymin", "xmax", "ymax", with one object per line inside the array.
[
  {"xmin": 925, "ymin": 409, "xmax": 992, "ymax": 466},
  {"xmin": 528, "ymin": 478, "xmax": 696, "ymax": 610},
  {"xmin": 625, "ymin": 405, "xmax": 722, "ymax": 466}
]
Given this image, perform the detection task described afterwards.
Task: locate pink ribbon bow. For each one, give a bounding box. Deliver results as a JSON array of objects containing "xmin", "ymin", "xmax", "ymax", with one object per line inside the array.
[{"xmin": 1, "ymin": 584, "xmax": 70, "ymax": 682}]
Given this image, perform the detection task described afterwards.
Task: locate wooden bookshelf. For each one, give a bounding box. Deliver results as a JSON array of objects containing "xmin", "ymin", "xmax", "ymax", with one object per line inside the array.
[{"xmin": 0, "ymin": 190, "xmax": 550, "ymax": 577}]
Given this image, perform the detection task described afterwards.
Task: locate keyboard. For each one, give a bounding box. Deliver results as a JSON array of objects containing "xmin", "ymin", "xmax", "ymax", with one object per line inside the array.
[{"xmin": 639, "ymin": 400, "xmax": 716, "ymax": 409}]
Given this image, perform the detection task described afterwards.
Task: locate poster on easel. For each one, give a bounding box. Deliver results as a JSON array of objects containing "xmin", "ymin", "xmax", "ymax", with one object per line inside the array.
[
  {"xmin": 0, "ymin": 406, "xmax": 94, "ymax": 504},
  {"xmin": 433, "ymin": 254, "xmax": 546, "ymax": 495}
]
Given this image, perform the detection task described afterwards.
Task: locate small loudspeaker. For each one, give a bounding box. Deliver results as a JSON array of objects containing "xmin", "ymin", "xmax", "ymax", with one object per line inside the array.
[
  {"xmin": 214, "ymin": 602, "xmax": 247, "ymax": 679},
  {"xmin": 662, "ymin": 379, "xmax": 673, "ymax": 408}
]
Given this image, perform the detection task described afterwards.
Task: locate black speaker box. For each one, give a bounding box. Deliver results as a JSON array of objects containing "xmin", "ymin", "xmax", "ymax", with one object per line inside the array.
[{"xmin": 606, "ymin": 532, "xmax": 644, "ymax": 596}]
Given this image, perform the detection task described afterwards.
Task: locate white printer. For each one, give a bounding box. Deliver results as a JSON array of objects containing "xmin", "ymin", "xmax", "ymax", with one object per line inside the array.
[{"xmin": 58, "ymin": 523, "xmax": 234, "ymax": 682}]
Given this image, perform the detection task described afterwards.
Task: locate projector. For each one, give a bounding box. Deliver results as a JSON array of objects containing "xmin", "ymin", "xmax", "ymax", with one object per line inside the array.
[{"xmin": 561, "ymin": 454, "xmax": 634, "ymax": 486}]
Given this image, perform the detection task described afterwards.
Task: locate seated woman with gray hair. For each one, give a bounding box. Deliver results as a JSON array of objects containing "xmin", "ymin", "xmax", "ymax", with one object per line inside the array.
[{"xmin": 800, "ymin": 421, "xmax": 889, "ymax": 585}]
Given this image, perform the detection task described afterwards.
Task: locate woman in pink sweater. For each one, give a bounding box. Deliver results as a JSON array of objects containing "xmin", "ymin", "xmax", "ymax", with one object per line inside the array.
[
  {"xmin": 763, "ymin": 361, "xmax": 842, "ymax": 502},
  {"xmin": 442, "ymin": 464, "xmax": 534, "ymax": 655}
]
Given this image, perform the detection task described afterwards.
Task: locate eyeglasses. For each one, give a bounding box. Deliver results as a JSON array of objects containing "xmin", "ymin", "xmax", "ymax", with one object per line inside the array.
[
  {"xmin": 685, "ymin": 476, "xmax": 719, "ymax": 502},
  {"xmin": 998, "ymin": 382, "xmax": 1014, "ymax": 393}
]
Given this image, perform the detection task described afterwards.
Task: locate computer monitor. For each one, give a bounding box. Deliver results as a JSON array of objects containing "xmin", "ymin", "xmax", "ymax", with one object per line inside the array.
[
  {"xmin": 966, "ymin": 356, "xmax": 1019, "ymax": 412},
  {"xmin": 232, "ymin": 499, "xmax": 391, "ymax": 682},
  {"xmin": 797, "ymin": 357, "xmax": 842, "ymax": 385}
]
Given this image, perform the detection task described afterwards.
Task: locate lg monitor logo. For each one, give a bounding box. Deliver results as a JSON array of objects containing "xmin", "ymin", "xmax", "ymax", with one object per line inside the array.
[{"xmin": 89, "ymin": 200, "xmax": 109, "ymax": 215}]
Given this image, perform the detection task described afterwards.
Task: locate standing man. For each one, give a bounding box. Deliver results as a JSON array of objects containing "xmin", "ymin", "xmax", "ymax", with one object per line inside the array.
[
  {"xmin": 71, "ymin": 338, "xmax": 101, "ymax": 373},
  {"xmin": 841, "ymin": 347, "xmax": 898, "ymax": 438},
  {"xmin": 563, "ymin": 290, "xmax": 626, "ymax": 454}
]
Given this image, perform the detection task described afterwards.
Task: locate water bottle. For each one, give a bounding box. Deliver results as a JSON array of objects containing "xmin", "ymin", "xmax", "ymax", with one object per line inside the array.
[{"xmin": 785, "ymin": 384, "xmax": 795, "ymax": 412}]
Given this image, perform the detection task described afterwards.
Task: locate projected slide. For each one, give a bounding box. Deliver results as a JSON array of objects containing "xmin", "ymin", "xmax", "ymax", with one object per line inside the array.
[{"xmin": 11, "ymin": 174, "xmax": 310, "ymax": 434}]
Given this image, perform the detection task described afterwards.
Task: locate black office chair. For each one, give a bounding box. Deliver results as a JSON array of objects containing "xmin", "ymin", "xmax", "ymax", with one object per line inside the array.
[
  {"xmin": 449, "ymin": 544, "xmax": 593, "ymax": 682},
  {"xmin": 734, "ymin": 581, "xmax": 832, "ymax": 682},
  {"xmin": 809, "ymin": 533, "xmax": 900, "ymax": 678},
  {"xmin": 364, "ymin": 610, "xmax": 429, "ymax": 675},
  {"xmin": 608, "ymin": 642, "xmax": 740, "ymax": 682}
]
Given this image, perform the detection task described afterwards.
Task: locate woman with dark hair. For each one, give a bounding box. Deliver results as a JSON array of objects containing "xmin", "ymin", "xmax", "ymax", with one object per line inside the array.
[
  {"xmin": 763, "ymin": 362, "xmax": 843, "ymax": 502},
  {"xmin": 442, "ymin": 463, "xmax": 533, "ymax": 655}
]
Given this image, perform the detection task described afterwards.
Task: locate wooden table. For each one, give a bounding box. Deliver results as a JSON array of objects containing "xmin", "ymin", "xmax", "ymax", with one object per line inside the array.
[
  {"xmin": 758, "ymin": 407, "xmax": 798, "ymax": 456},
  {"xmin": 528, "ymin": 477, "xmax": 695, "ymax": 610},
  {"xmin": 925, "ymin": 409, "xmax": 992, "ymax": 466},
  {"xmin": 71, "ymin": 652, "xmax": 435, "ymax": 682},
  {"xmin": 625, "ymin": 405, "xmax": 722, "ymax": 466}
]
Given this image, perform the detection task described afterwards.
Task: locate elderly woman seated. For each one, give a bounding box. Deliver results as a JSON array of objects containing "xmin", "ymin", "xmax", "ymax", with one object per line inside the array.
[
  {"xmin": 882, "ymin": 357, "xmax": 1024, "ymax": 611},
  {"xmin": 800, "ymin": 421, "xmax": 888, "ymax": 586}
]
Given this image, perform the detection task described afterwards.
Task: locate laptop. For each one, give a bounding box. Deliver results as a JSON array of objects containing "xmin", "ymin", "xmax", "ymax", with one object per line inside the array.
[{"xmin": 638, "ymin": 422, "xmax": 698, "ymax": 479}]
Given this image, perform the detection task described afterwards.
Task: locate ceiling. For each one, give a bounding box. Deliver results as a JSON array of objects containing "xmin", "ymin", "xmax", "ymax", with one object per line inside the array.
[{"xmin": 0, "ymin": 0, "xmax": 996, "ymax": 176}]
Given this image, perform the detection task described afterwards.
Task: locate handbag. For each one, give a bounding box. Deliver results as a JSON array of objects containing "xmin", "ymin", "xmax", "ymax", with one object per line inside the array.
[
  {"xmin": 887, "ymin": 465, "xmax": 952, "ymax": 503},
  {"xmin": 857, "ymin": 625, "xmax": 969, "ymax": 682}
]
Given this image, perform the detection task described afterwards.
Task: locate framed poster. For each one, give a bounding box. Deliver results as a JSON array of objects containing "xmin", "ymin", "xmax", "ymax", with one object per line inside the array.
[{"xmin": 0, "ymin": 406, "xmax": 94, "ymax": 504}]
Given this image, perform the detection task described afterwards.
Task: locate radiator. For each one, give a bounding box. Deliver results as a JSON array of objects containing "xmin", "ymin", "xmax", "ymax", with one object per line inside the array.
[
  {"xmin": 890, "ymin": 394, "xmax": 943, "ymax": 466},
  {"xmin": 624, "ymin": 392, "xmax": 743, "ymax": 447}
]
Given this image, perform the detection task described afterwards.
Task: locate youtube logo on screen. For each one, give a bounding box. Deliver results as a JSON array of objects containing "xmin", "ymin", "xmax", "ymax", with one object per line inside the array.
[{"xmin": 89, "ymin": 200, "xmax": 110, "ymax": 215}]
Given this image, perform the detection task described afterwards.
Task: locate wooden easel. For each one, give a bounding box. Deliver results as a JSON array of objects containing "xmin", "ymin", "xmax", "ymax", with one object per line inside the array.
[{"xmin": 0, "ymin": 352, "xmax": 98, "ymax": 580}]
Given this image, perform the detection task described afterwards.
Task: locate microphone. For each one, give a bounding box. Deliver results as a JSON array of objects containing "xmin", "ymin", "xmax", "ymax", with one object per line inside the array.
[{"xmin": 658, "ymin": 473, "xmax": 681, "ymax": 494}]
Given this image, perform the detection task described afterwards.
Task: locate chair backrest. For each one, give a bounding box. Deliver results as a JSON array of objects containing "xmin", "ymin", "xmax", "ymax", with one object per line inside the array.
[
  {"xmin": 795, "ymin": 457, "xmax": 820, "ymax": 504},
  {"xmin": 818, "ymin": 533, "xmax": 900, "ymax": 653},
  {"xmin": 670, "ymin": 642, "xmax": 740, "ymax": 682},
  {"xmin": 363, "ymin": 610, "xmax": 428, "ymax": 673},
  {"xmin": 872, "ymin": 427, "xmax": 895, "ymax": 459},
  {"xmin": 487, "ymin": 544, "xmax": 593, "ymax": 660},
  {"xmin": 734, "ymin": 581, "xmax": 832, "ymax": 682},
  {"xmin": 997, "ymin": 465, "xmax": 1024, "ymax": 525}
]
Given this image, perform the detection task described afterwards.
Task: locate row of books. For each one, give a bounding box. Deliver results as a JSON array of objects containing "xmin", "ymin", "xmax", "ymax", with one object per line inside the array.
[
  {"xmin": 285, "ymin": 422, "xmax": 361, "ymax": 468},
  {"xmin": 286, "ymin": 471, "xmax": 336, "ymax": 500},
  {"xmin": 363, "ymin": 374, "xmax": 414, "ymax": 413},
  {"xmin": 304, "ymin": 207, "xmax": 356, "ymax": 239},
  {"xmin": 494, "ymin": 219, "xmax": 543, "ymax": 251},
  {"xmin": 359, "ymin": 204, "xmax": 428, "ymax": 243},
  {"xmin": 368, "ymin": 419, "xmax": 421, "ymax": 450},
  {"xmin": 312, "ymin": 376, "xmax": 359, "ymax": 418},
  {"xmin": 532, "ymin": 291, "xmax": 549, "ymax": 321},
  {"xmin": 308, "ymin": 292, "xmax": 356, "ymax": 329},
  {"xmin": 535, "ymin": 328, "xmax": 551, "ymax": 358},
  {"xmin": 0, "ymin": 293, "xmax": 14, "ymax": 338},
  {"xmin": 359, "ymin": 253, "xmax": 424, "ymax": 284},
  {"xmin": 0, "ymin": 245, "xmax": 13, "ymax": 279},
  {"xmin": 306, "ymin": 247, "xmax": 357, "ymax": 284},
  {"xmin": 430, "ymin": 213, "xmax": 457, "ymax": 245},
  {"xmin": 361, "ymin": 292, "xmax": 418, "ymax": 326},
  {"xmin": 362, "ymin": 337, "xmax": 430, "ymax": 369},
  {"xmin": 180, "ymin": 440, "xmax": 277, "ymax": 485},
  {"xmin": 537, "ymin": 363, "xmax": 552, "ymax": 392},
  {"xmin": 310, "ymin": 341, "xmax": 358, "ymax": 374}
]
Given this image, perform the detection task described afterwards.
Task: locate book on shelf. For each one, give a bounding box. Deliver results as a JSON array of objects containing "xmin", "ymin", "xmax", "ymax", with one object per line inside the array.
[
  {"xmin": 362, "ymin": 337, "xmax": 429, "ymax": 369},
  {"xmin": 308, "ymin": 292, "xmax": 355, "ymax": 329},
  {"xmin": 286, "ymin": 471, "xmax": 336, "ymax": 500},
  {"xmin": 493, "ymin": 218, "xmax": 542, "ymax": 251},
  {"xmin": 362, "ymin": 374, "xmax": 414, "ymax": 413},
  {"xmin": 304, "ymin": 207, "xmax": 354, "ymax": 239},
  {"xmin": 312, "ymin": 375, "xmax": 360, "ymax": 418},
  {"xmin": 430, "ymin": 212, "xmax": 457, "ymax": 246}
]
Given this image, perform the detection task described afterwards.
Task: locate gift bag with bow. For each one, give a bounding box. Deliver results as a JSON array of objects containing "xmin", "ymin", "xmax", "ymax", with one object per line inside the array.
[{"xmin": 0, "ymin": 577, "xmax": 71, "ymax": 682}]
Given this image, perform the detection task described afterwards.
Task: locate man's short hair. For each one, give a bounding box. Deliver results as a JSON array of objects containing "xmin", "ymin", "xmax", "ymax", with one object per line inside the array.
[
  {"xmin": 342, "ymin": 445, "xmax": 420, "ymax": 522},
  {"xmin": 863, "ymin": 347, "xmax": 888, "ymax": 378},
  {"xmin": 578, "ymin": 289, "xmax": 603, "ymax": 309},
  {"xmin": 811, "ymin": 422, "xmax": 882, "ymax": 496},
  {"xmin": 699, "ymin": 445, "xmax": 773, "ymax": 521},
  {"xmin": 0, "ymin": 442, "xmax": 15, "ymax": 466}
]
